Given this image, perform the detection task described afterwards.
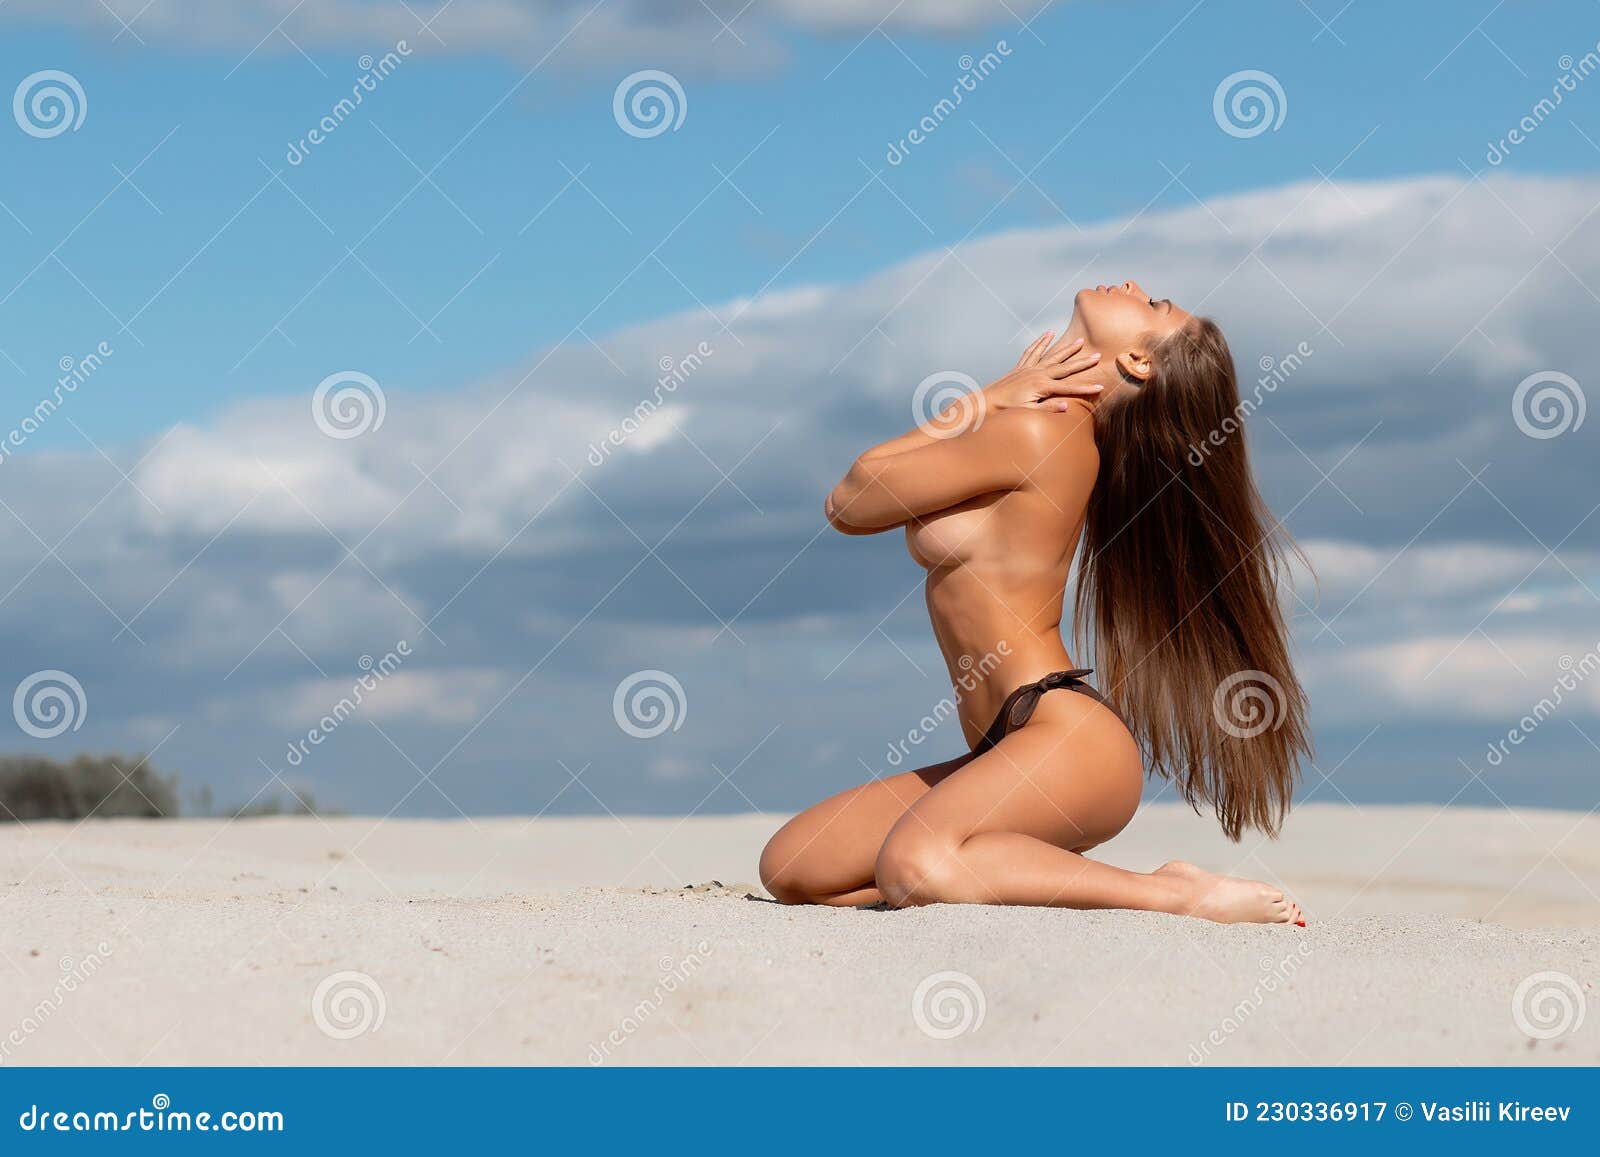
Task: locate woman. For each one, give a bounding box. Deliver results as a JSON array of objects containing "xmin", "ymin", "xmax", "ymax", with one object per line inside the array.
[{"xmin": 759, "ymin": 281, "xmax": 1310, "ymax": 924}]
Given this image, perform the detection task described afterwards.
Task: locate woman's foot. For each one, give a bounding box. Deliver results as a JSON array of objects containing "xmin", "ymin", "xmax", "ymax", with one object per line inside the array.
[{"xmin": 1154, "ymin": 860, "xmax": 1305, "ymax": 925}]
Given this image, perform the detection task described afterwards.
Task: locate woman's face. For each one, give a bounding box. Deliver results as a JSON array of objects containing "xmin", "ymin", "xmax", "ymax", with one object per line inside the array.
[{"xmin": 1071, "ymin": 280, "xmax": 1194, "ymax": 383}]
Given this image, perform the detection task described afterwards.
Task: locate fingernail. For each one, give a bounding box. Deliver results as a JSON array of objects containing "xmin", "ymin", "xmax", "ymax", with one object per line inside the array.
[{"xmin": 1090, "ymin": 352, "xmax": 1101, "ymax": 360}]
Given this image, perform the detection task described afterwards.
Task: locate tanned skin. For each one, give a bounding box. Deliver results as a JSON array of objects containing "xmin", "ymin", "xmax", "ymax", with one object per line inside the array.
[{"xmin": 759, "ymin": 281, "xmax": 1305, "ymax": 925}]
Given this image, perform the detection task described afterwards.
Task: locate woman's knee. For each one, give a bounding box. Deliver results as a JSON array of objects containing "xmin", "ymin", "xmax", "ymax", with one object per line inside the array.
[
  {"xmin": 758, "ymin": 826, "xmax": 818, "ymax": 904},
  {"xmin": 875, "ymin": 829, "xmax": 972, "ymax": 908}
]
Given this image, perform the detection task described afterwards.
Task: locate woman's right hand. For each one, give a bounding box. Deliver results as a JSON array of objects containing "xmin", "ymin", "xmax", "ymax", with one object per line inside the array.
[{"xmin": 983, "ymin": 332, "xmax": 1103, "ymax": 412}]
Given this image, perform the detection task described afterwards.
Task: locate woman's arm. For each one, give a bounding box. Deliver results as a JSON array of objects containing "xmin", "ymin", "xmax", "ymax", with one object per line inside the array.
[
  {"xmin": 825, "ymin": 333, "xmax": 1102, "ymax": 534},
  {"xmin": 827, "ymin": 406, "xmax": 1095, "ymax": 532}
]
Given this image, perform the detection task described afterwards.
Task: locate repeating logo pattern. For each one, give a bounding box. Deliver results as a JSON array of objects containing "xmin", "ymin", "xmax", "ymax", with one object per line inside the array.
[
  {"xmin": 613, "ymin": 70, "xmax": 687, "ymax": 138},
  {"xmin": 1212, "ymin": 670, "xmax": 1286, "ymax": 739},
  {"xmin": 311, "ymin": 371, "xmax": 387, "ymax": 439},
  {"xmin": 911, "ymin": 370, "xmax": 986, "ymax": 439},
  {"xmin": 1213, "ymin": 70, "xmax": 1287, "ymax": 138},
  {"xmin": 12, "ymin": 670, "xmax": 87, "ymax": 739},
  {"xmin": 1511, "ymin": 371, "xmax": 1585, "ymax": 439},
  {"xmin": 911, "ymin": 971, "xmax": 986, "ymax": 1039},
  {"xmin": 612, "ymin": 669, "xmax": 687, "ymax": 738},
  {"xmin": 1511, "ymin": 970, "xmax": 1586, "ymax": 1040},
  {"xmin": 311, "ymin": 970, "xmax": 387, "ymax": 1039},
  {"xmin": 13, "ymin": 70, "xmax": 87, "ymax": 138},
  {"xmin": 2, "ymin": 7, "xmax": 1598, "ymax": 1076}
]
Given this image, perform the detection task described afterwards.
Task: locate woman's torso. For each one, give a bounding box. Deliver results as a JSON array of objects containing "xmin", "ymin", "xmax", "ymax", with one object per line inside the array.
[{"xmin": 906, "ymin": 478, "xmax": 1096, "ymax": 747}]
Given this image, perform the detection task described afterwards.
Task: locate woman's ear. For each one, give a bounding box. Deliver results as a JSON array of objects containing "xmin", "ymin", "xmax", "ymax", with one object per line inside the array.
[{"xmin": 1115, "ymin": 348, "xmax": 1154, "ymax": 384}]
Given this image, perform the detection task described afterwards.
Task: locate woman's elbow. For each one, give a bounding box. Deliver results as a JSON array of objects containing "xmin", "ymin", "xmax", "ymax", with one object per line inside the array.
[
  {"xmin": 824, "ymin": 485, "xmax": 859, "ymax": 533},
  {"xmin": 825, "ymin": 465, "xmax": 875, "ymax": 534}
]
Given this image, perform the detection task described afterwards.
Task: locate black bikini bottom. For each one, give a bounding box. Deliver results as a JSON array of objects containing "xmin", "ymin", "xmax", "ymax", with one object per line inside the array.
[{"xmin": 971, "ymin": 668, "xmax": 1118, "ymax": 756}]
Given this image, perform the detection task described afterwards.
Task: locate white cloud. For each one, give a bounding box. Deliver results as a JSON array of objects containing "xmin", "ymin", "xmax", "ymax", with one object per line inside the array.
[
  {"xmin": 1311, "ymin": 633, "xmax": 1600, "ymax": 723},
  {"xmin": 1296, "ymin": 539, "xmax": 1596, "ymax": 612},
  {"xmin": 81, "ymin": 172, "xmax": 1598, "ymax": 570},
  {"xmin": 270, "ymin": 667, "xmax": 514, "ymax": 728}
]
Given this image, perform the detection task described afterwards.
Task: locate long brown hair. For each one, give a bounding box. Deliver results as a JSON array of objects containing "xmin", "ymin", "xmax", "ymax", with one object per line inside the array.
[{"xmin": 1074, "ymin": 317, "xmax": 1311, "ymax": 840}]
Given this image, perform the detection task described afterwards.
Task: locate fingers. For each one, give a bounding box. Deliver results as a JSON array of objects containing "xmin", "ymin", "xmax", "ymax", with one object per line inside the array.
[
  {"xmin": 1041, "ymin": 335, "xmax": 1085, "ymax": 364},
  {"xmin": 1043, "ymin": 349, "xmax": 1102, "ymax": 379},
  {"xmin": 1027, "ymin": 377, "xmax": 1105, "ymax": 412},
  {"xmin": 1034, "ymin": 383, "xmax": 1104, "ymax": 405},
  {"xmin": 1035, "ymin": 360, "xmax": 1105, "ymax": 399},
  {"xmin": 1014, "ymin": 331, "xmax": 1054, "ymax": 369}
]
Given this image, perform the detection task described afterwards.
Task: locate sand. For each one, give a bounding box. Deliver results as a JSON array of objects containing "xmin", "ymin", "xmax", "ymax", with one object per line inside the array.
[{"xmin": 1, "ymin": 803, "xmax": 1597, "ymax": 1065}]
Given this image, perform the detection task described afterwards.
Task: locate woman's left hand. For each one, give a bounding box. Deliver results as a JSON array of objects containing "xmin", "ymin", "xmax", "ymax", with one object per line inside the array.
[{"xmin": 983, "ymin": 332, "xmax": 1104, "ymax": 412}]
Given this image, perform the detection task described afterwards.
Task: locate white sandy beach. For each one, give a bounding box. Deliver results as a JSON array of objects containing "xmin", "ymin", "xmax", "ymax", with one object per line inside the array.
[{"xmin": 2, "ymin": 803, "xmax": 1597, "ymax": 1066}]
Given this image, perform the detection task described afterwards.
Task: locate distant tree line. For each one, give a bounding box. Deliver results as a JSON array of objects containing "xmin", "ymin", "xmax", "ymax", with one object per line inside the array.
[{"xmin": 0, "ymin": 754, "xmax": 329, "ymax": 821}]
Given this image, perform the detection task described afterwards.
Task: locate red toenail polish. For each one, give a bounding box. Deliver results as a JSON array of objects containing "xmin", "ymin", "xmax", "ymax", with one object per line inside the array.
[{"xmin": 1295, "ymin": 920, "xmax": 1306, "ymax": 928}]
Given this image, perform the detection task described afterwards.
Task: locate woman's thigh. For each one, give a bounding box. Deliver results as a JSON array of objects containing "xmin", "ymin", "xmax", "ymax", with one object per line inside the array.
[
  {"xmin": 759, "ymin": 753, "xmax": 970, "ymax": 903},
  {"xmin": 888, "ymin": 693, "xmax": 1143, "ymax": 856}
]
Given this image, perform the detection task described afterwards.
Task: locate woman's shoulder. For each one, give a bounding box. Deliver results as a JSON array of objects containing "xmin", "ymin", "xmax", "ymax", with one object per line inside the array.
[{"xmin": 987, "ymin": 404, "xmax": 1099, "ymax": 478}]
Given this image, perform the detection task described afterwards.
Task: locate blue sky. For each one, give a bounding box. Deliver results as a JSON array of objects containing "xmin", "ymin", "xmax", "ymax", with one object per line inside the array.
[
  {"xmin": 2, "ymin": 0, "xmax": 1599, "ymax": 823},
  {"xmin": 5, "ymin": 1, "xmax": 1596, "ymax": 441}
]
